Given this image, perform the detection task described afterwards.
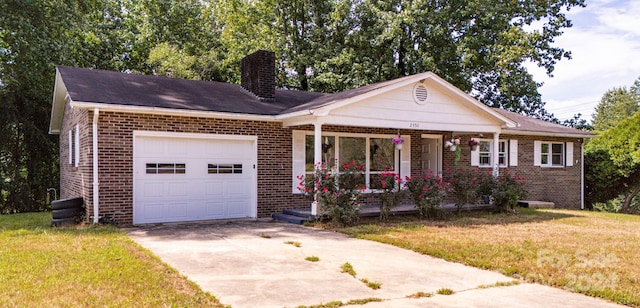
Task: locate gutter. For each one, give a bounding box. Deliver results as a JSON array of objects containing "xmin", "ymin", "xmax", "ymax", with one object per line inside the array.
[
  {"xmin": 92, "ymin": 108, "xmax": 100, "ymax": 223},
  {"xmin": 581, "ymin": 141, "xmax": 585, "ymax": 210}
]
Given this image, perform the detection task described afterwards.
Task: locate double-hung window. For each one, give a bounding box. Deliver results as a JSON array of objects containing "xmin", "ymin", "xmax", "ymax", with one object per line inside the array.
[
  {"xmin": 473, "ymin": 139, "xmax": 508, "ymax": 168},
  {"xmin": 535, "ymin": 141, "xmax": 573, "ymax": 167}
]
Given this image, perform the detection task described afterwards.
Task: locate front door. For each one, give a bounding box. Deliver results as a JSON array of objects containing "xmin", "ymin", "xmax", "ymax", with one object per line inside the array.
[{"xmin": 421, "ymin": 137, "xmax": 441, "ymax": 176}]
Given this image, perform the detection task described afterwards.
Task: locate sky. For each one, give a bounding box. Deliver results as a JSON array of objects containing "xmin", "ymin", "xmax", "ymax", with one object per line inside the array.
[{"xmin": 526, "ymin": 0, "xmax": 640, "ymax": 121}]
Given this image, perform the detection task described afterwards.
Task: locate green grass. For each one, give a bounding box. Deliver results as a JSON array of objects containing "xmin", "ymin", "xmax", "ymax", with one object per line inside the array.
[
  {"xmin": 340, "ymin": 209, "xmax": 640, "ymax": 307},
  {"xmin": 436, "ymin": 288, "xmax": 455, "ymax": 295},
  {"xmin": 296, "ymin": 297, "xmax": 383, "ymax": 308},
  {"xmin": 285, "ymin": 240, "xmax": 302, "ymax": 247},
  {"xmin": 340, "ymin": 262, "xmax": 356, "ymax": 277},
  {"xmin": 305, "ymin": 256, "xmax": 320, "ymax": 262},
  {"xmin": 406, "ymin": 291, "xmax": 433, "ymax": 298},
  {"xmin": 359, "ymin": 278, "xmax": 382, "ymax": 290},
  {"xmin": 0, "ymin": 212, "xmax": 223, "ymax": 307}
]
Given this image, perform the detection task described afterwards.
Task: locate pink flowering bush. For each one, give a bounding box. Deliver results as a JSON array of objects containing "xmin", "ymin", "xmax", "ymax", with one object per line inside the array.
[
  {"xmin": 297, "ymin": 161, "xmax": 365, "ymax": 226},
  {"xmin": 377, "ymin": 170, "xmax": 405, "ymax": 221},
  {"xmin": 405, "ymin": 171, "xmax": 449, "ymax": 218},
  {"xmin": 493, "ymin": 172, "xmax": 527, "ymax": 212}
]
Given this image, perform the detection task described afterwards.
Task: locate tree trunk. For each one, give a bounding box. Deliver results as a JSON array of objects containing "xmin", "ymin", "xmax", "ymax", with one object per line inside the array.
[{"xmin": 621, "ymin": 184, "xmax": 640, "ymax": 213}]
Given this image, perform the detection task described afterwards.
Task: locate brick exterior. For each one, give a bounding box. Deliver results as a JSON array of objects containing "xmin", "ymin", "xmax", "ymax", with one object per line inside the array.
[
  {"xmin": 440, "ymin": 133, "xmax": 583, "ymax": 209},
  {"xmin": 59, "ymin": 101, "xmax": 94, "ymax": 215},
  {"xmin": 241, "ymin": 50, "xmax": 276, "ymax": 101},
  {"xmin": 59, "ymin": 108, "xmax": 584, "ymax": 225}
]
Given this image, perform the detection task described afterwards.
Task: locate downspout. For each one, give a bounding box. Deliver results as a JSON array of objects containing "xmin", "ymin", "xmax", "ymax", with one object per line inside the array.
[
  {"xmin": 581, "ymin": 140, "xmax": 585, "ymax": 210},
  {"xmin": 92, "ymin": 108, "xmax": 100, "ymax": 223}
]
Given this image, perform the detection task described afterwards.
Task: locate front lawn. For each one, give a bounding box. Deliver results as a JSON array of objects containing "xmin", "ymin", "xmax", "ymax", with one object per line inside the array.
[
  {"xmin": 340, "ymin": 208, "xmax": 640, "ymax": 307},
  {"xmin": 0, "ymin": 212, "xmax": 224, "ymax": 307}
]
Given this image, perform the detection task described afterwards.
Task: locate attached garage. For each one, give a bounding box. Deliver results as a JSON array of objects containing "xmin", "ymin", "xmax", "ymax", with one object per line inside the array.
[{"xmin": 133, "ymin": 132, "xmax": 257, "ymax": 224}]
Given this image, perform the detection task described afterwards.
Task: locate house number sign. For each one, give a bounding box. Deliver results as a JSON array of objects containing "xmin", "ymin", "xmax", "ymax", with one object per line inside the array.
[{"xmin": 409, "ymin": 123, "xmax": 420, "ymax": 128}]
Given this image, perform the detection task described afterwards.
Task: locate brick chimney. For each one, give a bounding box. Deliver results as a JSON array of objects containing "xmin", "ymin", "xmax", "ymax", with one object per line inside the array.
[{"xmin": 241, "ymin": 50, "xmax": 276, "ymax": 102}]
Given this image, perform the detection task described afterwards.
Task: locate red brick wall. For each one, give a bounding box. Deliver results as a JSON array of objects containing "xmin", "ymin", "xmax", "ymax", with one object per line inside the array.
[
  {"xmin": 60, "ymin": 109, "xmax": 583, "ymax": 224},
  {"xmin": 58, "ymin": 102, "xmax": 93, "ymax": 215},
  {"xmin": 439, "ymin": 133, "xmax": 583, "ymax": 208},
  {"xmin": 96, "ymin": 112, "xmax": 312, "ymax": 224}
]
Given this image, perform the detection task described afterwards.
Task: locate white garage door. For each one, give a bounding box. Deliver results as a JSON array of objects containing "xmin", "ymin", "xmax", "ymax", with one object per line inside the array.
[{"xmin": 133, "ymin": 133, "xmax": 256, "ymax": 224}]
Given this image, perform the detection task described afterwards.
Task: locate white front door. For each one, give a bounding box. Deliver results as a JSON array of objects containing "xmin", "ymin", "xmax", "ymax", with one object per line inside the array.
[
  {"xmin": 421, "ymin": 137, "xmax": 441, "ymax": 176},
  {"xmin": 133, "ymin": 133, "xmax": 256, "ymax": 224}
]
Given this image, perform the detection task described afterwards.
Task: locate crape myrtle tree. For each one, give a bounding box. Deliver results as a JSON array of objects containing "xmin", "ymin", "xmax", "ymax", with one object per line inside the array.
[{"xmin": 1, "ymin": 0, "xmax": 585, "ymax": 213}]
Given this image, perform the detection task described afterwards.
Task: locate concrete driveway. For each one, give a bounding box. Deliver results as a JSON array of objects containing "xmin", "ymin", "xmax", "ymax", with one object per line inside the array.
[{"xmin": 127, "ymin": 220, "xmax": 623, "ymax": 308}]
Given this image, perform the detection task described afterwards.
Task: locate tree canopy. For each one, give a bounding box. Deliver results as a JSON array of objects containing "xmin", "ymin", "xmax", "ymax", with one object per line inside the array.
[{"xmin": 0, "ymin": 0, "xmax": 586, "ymax": 213}]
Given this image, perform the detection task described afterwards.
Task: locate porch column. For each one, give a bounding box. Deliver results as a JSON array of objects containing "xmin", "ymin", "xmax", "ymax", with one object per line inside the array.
[
  {"xmin": 312, "ymin": 123, "xmax": 323, "ymax": 216},
  {"xmin": 492, "ymin": 132, "xmax": 500, "ymax": 178}
]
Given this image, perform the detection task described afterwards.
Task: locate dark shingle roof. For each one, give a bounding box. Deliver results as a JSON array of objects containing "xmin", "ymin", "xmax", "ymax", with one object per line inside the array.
[
  {"xmin": 57, "ymin": 66, "xmax": 326, "ymax": 115},
  {"xmin": 494, "ymin": 109, "xmax": 593, "ymax": 137}
]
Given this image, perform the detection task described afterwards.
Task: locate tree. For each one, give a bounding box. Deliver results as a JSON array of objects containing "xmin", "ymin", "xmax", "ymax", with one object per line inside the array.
[
  {"xmin": 591, "ymin": 82, "xmax": 640, "ymax": 132},
  {"xmin": 587, "ymin": 111, "xmax": 640, "ymax": 213}
]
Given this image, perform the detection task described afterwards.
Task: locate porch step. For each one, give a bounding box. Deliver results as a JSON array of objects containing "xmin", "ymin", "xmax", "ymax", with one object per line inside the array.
[
  {"xmin": 283, "ymin": 208, "xmax": 312, "ymax": 218},
  {"xmin": 518, "ymin": 200, "xmax": 555, "ymax": 209},
  {"xmin": 271, "ymin": 213, "xmax": 308, "ymax": 225}
]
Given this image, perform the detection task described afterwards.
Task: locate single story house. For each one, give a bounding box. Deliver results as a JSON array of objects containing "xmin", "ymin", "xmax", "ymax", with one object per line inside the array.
[{"xmin": 49, "ymin": 50, "xmax": 593, "ymax": 225}]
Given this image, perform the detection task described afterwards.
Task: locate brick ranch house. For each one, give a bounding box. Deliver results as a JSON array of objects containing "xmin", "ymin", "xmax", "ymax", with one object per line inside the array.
[{"xmin": 49, "ymin": 50, "xmax": 593, "ymax": 225}]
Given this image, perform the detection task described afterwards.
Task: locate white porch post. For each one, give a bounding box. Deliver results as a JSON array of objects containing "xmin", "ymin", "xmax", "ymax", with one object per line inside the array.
[
  {"xmin": 312, "ymin": 123, "xmax": 323, "ymax": 216},
  {"xmin": 492, "ymin": 132, "xmax": 500, "ymax": 177}
]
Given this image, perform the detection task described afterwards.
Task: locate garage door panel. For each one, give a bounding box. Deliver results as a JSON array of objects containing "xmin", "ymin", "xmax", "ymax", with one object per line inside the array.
[
  {"xmin": 138, "ymin": 202, "xmax": 164, "ymax": 220},
  {"xmin": 166, "ymin": 202, "xmax": 189, "ymax": 219},
  {"xmin": 205, "ymin": 200, "xmax": 225, "ymax": 217},
  {"xmin": 226, "ymin": 200, "xmax": 247, "ymax": 216},
  {"xmin": 227, "ymin": 180, "xmax": 249, "ymax": 195},
  {"xmin": 134, "ymin": 135, "xmax": 255, "ymax": 224},
  {"xmin": 168, "ymin": 182, "xmax": 189, "ymax": 197}
]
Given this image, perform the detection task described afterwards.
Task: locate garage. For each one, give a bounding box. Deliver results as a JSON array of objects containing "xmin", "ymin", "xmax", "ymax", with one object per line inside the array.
[{"xmin": 133, "ymin": 132, "xmax": 257, "ymax": 224}]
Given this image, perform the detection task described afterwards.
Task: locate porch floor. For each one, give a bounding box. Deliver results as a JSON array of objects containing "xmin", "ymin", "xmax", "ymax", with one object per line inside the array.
[{"xmin": 272, "ymin": 202, "xmax": 494, "ymax": 224}]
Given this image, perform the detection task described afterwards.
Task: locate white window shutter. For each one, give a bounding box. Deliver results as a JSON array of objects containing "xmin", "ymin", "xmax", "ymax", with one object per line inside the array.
[
  {"xmin": 400, "ymin": 136, "xmax": 411, "ymax": 181},
  {"xmin": 292, "ymin": 131, "xmax": 306, "ymax": 193},
  {"xmin": 74, "ymin": 125, "xmax": 80, "ymax": 167},
  {"xmin": 68, "ymin": 130, "xmax": 73, "ymax": 165},
  {"xmin": 509, "ymin": 139, "xmax": 518, "ymax": 166},
  {"xmin": 470, "ymin": 145, "xmax": 479, "ymax": 166},
  {"xmin": 566, "ymin": 142, "xmax": 574, "ymax": 167},
  {"xmin": 534, "ymin": 141, "xmax": 541, "ymax": 166}
]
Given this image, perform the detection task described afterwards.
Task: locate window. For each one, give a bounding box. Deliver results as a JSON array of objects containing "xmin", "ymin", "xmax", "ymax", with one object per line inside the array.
[
  {"xmin": 536, "ymin": 141, "xmax": 570, "ymax": 167},
  {"xmin": 68, "ymin": 125, "xmax": 80, "ymax": 167},
  {"xmin": 294, "ymin": 132, "xmax": 407, "ymax": 192},
  {"xmin": 208, "ymin": 164, "xmax": 243, "ymax": 174},
  {"xmin": 474, "ymin": 139, "xmax": 507, "ymax": 168},
  {"xmin": 146, "ymin": 163, "xmax": 186, "ymax": 174}
]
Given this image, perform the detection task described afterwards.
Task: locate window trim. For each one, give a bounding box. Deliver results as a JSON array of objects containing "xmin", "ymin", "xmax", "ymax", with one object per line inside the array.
[
  {"xmin": 294, "ymin": 131, "xmax": 409, "ymax": 193},
  {"xmin": 535, "ymin": 141, "xmax": 573, "ymax": 168},
  {"xmin": 473, "ymin": 139, "xmax": 508, "ymax": 168}
]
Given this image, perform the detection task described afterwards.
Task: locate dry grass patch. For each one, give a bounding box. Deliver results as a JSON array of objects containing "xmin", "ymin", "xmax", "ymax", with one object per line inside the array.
[
  {"xmin": 340, "ymin": 209, "xmax": 640, "ymax": 307},
  {"xmin": 0, "ymin": 212, "xmax": 223, "ymax": 307}
]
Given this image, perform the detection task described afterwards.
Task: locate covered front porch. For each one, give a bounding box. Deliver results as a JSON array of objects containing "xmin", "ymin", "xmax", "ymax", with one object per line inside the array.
[{"xmin": 280, "ymin": 72, "xmax": 517, "ymax": 216}]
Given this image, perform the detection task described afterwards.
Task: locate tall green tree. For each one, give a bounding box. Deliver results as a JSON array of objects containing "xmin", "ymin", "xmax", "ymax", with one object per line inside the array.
[
  {"xmin": 591, "ymin": 81, "xmax": 640, "ymax": 132},
  {"xmin": 587, "ymin": 112, "xmax": 640, "ymax": 213}
]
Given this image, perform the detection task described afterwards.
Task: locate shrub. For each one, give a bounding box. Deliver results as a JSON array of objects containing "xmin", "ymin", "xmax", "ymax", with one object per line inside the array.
[
  {"xmin": 445, "ymin": 168, "xmax": 480, "ymax": 212},
  {"xmin": 298, "ymin": 161, "xmax": 365, "ymax": 227},
  {"xmin": 474, "ymin": 170, "xmax": 496, "ymax": 204},
  {"xmin": 377, "ymin": 170, "xmax": 405, "ymax": 221},
  {"xmin": 405, "ymin": 171, "xmax": 448, "ymax": 218},
  {"xmin": 493, "ymin": 173, "xmax": 527, "ymax": 212}
]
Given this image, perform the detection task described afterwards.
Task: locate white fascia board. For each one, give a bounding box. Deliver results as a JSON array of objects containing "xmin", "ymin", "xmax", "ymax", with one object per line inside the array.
[
  {"xmin": 320, "ymin": 115, "xmax": 502, "ymax": 133},
  {"xmin": 49, "ymin": 69, "xmax": 68, "ymax": 135},
  {"xmin": 500, "ymin": 129, "xmax": 593, "ymax": 139},
  {"xmin": 69, "ymin": 101, "xmax": 280, "ymax": 122}
]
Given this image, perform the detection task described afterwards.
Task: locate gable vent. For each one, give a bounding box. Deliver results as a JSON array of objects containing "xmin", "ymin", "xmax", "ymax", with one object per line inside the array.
[{"xmin": 413, "ymin": 83, "xmax": 428, "ymax": 105}]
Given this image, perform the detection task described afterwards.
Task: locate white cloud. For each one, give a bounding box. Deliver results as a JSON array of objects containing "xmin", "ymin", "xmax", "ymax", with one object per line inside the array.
[{"xmin": 527, "ymin": 0, "xmax": 640, "ymax": 120}]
